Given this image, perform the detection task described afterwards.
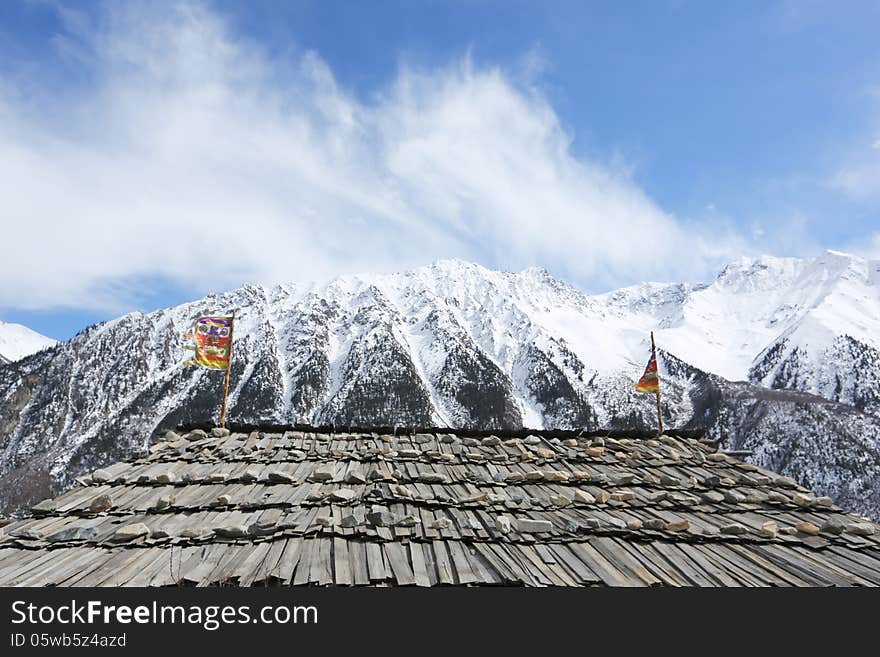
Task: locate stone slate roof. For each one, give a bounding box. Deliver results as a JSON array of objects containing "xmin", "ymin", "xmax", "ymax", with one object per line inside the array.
[{"xmin": 1, "ymin": 425, "xmax": 879, "ymax": 587}]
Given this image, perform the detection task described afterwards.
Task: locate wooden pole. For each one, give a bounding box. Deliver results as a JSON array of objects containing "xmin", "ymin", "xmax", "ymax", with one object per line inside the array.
[
  {"xmin": 651, "ymin": 331, "xmax": 663, "ymax": 435},
  {"xmin": 219, "ymin": 310, "xmax": 235, "ymax": 429}
]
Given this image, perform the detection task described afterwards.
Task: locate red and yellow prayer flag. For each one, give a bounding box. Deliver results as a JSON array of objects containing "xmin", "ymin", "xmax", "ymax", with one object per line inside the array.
[
  {"xmin": 635, "ymin": 351, "xmax": 660, "ymax": 394},
  {"xmin": 185, "ymin": 316, "xmax": 234, "ymax": 370}
]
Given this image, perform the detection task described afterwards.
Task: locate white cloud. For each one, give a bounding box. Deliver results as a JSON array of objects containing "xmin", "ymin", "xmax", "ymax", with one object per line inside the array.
[
  {"xmin": 0, "ymin": 2, "xmax": 747, "ymax": 311},
  {"xmin": 856, "ymin": 233, "xmax": 880, "ymax": 259},
  {"xmin": 828, "ymin": 86, "xmax": 880, "ymax": 200},
  {"xmin": 831, "ymin": 156, "xmax": 880, "ymax": 199}
]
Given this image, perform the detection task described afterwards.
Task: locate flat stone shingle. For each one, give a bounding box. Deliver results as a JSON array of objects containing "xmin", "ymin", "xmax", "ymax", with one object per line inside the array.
[{"xmin": 1, "ymin": 425, "xmax": 879, "ymax": 587}]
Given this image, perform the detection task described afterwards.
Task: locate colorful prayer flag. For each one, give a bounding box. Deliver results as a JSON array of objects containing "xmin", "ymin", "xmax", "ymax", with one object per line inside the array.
[
  {"xmin": 184, "ymin": 316, "xmax": 234, "ymax": 370},
  {"xmin": 635, "ymin": 351, "xmax": 660, "ymax": 394}
]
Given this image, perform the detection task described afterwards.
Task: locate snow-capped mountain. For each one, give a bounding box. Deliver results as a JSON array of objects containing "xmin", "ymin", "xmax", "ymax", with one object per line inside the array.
[
  {"xmin": 1, "ymin": 252, "xmax": 880, "ymax": 518},
  {"xmin": 651, "ymin": 250, "xmax": 880, "ymax": 414},
  {"xmin": 0, "ymin": 321, "xmax": 56, "ymax": 364}
]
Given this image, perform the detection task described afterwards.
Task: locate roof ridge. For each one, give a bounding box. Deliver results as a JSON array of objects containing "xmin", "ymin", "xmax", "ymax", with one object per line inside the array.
[{"xmin": 172, "ymin": 421, "xmax": 707, "ymax": 441}]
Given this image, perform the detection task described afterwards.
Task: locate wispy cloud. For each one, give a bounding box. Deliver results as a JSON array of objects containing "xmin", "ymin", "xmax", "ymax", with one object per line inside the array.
[
  {"xmin": 830, "ymin": 144, "xmax": 880, "ymax": 200},
  {"xmin": 0, "ymin": 1, "xmax": 748, "ymax": 311},
  {"xmin": 854, "ymin": 232, "xmax": 880, "ymax": 259},
  {"xmin": 825, "ymin": 78, "xmax": 880, "ymax": 201}
]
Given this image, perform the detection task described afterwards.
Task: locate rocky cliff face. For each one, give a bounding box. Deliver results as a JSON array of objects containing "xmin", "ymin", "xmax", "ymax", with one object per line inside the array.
[{"xmin": 2, "ymin": 255, "xmax": 879, "ymax": 518}]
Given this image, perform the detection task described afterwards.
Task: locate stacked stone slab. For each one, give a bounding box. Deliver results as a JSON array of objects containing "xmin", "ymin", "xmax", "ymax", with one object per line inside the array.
[{"xmin": 0, "ymin": 426, "xmax": 878, "ymax": 586}]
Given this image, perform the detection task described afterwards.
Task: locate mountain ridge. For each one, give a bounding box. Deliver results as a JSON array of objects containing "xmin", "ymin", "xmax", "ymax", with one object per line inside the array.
[
  {"xmin": 0, "ymin": 321, "xmax": 56, "ymax": 363},
  {"xmin": 1, "ymin": 251, "xmax": 880, "ymax": 518}
]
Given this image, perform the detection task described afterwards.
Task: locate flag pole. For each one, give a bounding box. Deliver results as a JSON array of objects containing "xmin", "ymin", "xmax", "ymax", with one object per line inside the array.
[
  {"xmin": 651, "ymin": 331, "xmax": 663, "ymax": 435},
  {"xmin": 219, "ymin": 310, "xmax": 235, "ymax": 429}
]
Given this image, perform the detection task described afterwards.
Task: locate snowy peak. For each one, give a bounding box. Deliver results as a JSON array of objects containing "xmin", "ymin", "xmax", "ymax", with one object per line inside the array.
[
  {"xmin": 714, "ymin": 250, "xmax": 873, "ymax": 294},
  {"xmin": 641, "ymin": 251, "xmax": 880, "ymax": 384},
  {"xmin": 4, "ymin": 253, "xmax": 880, "ymax": 518},
  {"xmin": 714, "ymin": 253, "xmax": 804, "ymax": 292},
  {"xmin": 0, "ymin": 321, "xmax": 56, "ymax": 363},
  {"xmin": 247, "ymin": 252, "xmax": 880, "ymax": 394}
]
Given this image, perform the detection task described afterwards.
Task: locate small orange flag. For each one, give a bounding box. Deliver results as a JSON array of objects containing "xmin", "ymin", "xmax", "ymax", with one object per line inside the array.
[{"xmin": 636, "ymin": 351, "xmax": 660, "ymax": 394}]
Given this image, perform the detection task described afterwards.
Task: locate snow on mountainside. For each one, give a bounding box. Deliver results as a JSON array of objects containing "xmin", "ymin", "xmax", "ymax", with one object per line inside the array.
[
  {"xmin": 1, "ymin": 253, "xmax": 880, "ymax": 518},
  {"xmin": 0, "ymin": 321, "xmax": 56, "ymax": 363},
  {"xmin": 602, "ymin": 251, "xmax": 873, "ymax": 373},
  {"xmin": 655, "ymin": 250, "xmax": 880, "ymax": 414},
  {"xmin": 585, "ymin": 250, "xmax": 880, "ymax": 413}
]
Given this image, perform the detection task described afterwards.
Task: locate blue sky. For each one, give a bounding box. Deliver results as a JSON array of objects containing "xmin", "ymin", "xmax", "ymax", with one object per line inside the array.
[{"xmin": 1, "ymin": 0, "xmax": 879, "ymax": 340}]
